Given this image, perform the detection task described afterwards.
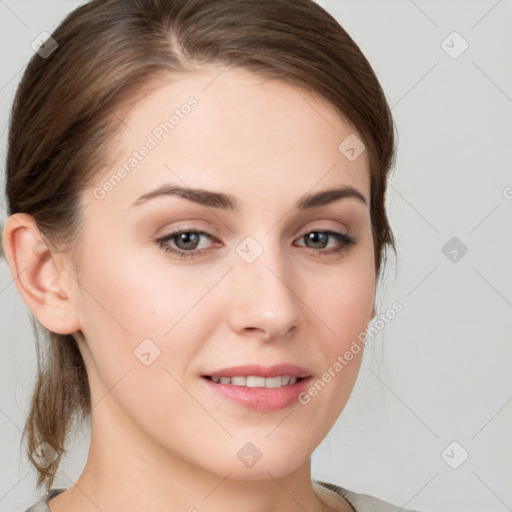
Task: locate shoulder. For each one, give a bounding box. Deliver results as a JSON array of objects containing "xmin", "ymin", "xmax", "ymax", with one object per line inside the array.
[
  {"xmin": 24, "ymin": 488, "xmax": 66, "ymax": 512},
  {"xmin": 26, "ymin": 483, "xmax": 424, "ymax": 512},
  {"xmin": 313, "ymin": 479, "xmax": 424, "ymax": 512}
]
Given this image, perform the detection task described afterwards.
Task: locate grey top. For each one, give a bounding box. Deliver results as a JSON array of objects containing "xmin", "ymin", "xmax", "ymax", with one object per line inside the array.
[{"xmin": 25, "ymin": 480, "xmax": 422, "ymax": 512}]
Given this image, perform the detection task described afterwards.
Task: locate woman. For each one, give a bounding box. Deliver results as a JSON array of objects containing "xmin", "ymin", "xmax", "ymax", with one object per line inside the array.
[{"xmin": 2, "ymin": 1, "xmax": 420, "ymax": 511}]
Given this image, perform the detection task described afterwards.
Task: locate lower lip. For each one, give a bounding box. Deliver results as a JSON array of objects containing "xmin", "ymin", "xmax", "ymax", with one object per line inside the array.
[{"xmin": 201, "ymin": 376, "xmax": 312, "ymax": 412}]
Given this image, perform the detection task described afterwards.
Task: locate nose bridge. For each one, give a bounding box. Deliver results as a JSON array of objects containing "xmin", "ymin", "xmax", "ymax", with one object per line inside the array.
[{"xmin": 229, "ymin": 233, "xmax": 302, "ymax": 339}]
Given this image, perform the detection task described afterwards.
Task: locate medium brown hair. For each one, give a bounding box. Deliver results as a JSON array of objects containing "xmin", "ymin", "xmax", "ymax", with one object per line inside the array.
[{"xmin": 4, "ymin": 0, "xmax": 396, "ymax": 489}]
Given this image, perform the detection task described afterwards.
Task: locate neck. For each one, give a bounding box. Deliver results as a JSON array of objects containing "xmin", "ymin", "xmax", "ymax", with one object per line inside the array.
[{"xmin": 49, "ymin": 407, "xmax": 338, "ymax": 512}]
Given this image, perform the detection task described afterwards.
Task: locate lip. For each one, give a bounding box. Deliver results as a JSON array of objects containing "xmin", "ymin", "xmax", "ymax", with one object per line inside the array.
[
  {"xmin": 200, "ymin": 364, "xmax": 312, "ymax": 412},
  {"xmin": 202, "ymin": 363, "xmax": 311, "ymax": 379}
]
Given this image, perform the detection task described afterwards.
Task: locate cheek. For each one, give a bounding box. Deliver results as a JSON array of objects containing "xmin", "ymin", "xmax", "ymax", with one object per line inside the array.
[
  {"xmin": 304, "ymin": 249, "xmax": 375, "ymax": 400},
  {"xmin": 78, "ymin": 240, "xmax": 216, "ymax": 337},
  {"xmin": 74, "ymin": 246, "xmax": 212, "ymax": 439},
  {"xmin": 312, "ymin": 253, "xmax": 375, "ymax": 343},
  {"xmin": 74, "ymin": 239, "xmax": 236, "ymax": 412}
]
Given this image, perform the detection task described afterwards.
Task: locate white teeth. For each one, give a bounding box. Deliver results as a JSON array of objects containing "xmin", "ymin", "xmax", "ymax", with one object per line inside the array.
[
  {"xmin": 265, "ymin": 376, "xmax": 282, "ymax": 388},
  {"xmin": 209, "ymin": 375, "xmax": 301, "ymax": 388},
  {"xmin": 246, "ymin": 376, "xmax": 266, "ymax": 388},
  {"xmin": 230, "ymin": 376, "xmax": 246, "ymax": 386}
]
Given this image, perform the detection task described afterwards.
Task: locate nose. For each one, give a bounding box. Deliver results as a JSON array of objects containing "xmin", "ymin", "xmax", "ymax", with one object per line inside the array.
[{"xmin": 227, "ymin": 240, "xmax": 304, "ymax": 341}]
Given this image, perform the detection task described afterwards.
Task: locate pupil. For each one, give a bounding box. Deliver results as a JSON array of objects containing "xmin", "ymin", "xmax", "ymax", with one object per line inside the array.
[
  {"xmin": 178, "ymin": 232, "xmax": 199, "ymax": 249},
  {"xmin": 307, "ymin": 232, "xmax": 326, "ymax": 248}
]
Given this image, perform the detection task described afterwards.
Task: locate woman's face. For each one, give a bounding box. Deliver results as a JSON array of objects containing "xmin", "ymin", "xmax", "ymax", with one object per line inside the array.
[{"xmin": 68, "ymin": 67, "xmax": 375, "ymax": 479}]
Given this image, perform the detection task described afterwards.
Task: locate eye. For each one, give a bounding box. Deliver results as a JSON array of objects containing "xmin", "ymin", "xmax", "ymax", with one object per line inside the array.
[
  {"xmin": 155, "ymin": 228, "xmax": 356, "ymax": 260},
  {"xmin": 295, "ymin": 230, "xmax": 356, "ymax": 256},
  {"xmin": 155, "ymin": 228, "xmax": 221, "ymax": 260}
]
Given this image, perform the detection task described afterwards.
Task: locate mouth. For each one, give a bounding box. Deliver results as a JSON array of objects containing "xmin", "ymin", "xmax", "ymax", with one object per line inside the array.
[
  {"xmin": 201, "ymin": 374, "xmax": 306, "ymax": 388},
  {"xmin": 200, "ymin": 364, "xmax": 312, "ymax": 412}
]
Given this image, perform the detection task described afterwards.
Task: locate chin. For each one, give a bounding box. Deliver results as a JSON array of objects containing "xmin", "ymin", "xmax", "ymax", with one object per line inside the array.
[{"xmin": 196, "ymin": 433, "xmax": 314, "ymax": 481}]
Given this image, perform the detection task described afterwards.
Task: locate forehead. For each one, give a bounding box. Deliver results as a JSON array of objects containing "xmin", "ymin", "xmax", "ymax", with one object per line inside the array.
[{"xmin": 89, "ymin": 67, "xmax": 370, "ymax": 212}]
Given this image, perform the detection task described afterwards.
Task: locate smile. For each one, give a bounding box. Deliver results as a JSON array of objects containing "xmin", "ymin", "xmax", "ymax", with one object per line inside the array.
[{"xmin": 204, "ymin": 375, "xmax": 300, "ymax": 388}]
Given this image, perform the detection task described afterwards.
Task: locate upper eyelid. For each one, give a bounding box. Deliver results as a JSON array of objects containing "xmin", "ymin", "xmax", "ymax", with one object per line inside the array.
[
  {"xmin": 155, "ymin": 227, "xmax": 356, "ymax": 264},
  {"xmin": 159, "ymin": 219, "xmax": 351, "ymax": 237},
  {"xmin": 157, "ymin": 226, "xmax": 352, "ymax": 246}
]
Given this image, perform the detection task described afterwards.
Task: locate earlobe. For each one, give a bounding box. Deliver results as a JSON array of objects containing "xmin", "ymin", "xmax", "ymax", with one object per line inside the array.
[{"xmin": 2, "ymin": 213, "xmax": 81, "ymax": 335}]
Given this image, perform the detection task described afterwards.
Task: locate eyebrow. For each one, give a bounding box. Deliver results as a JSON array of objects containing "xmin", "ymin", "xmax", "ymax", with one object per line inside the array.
[{"xmin": 130, "ymin": 183, "xmax": 368, "ymax": 210}]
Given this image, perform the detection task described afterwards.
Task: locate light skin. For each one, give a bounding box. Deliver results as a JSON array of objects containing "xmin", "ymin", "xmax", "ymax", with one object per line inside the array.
[{"xmin": 3, "ymin": 67, "xmax": 376, "ymax": 512}]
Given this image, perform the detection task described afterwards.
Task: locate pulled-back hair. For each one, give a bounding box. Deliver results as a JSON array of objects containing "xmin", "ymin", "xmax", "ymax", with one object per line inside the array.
[{"xmin": 4, "ymin": 0, "xmax": 396, "ymax": 489}]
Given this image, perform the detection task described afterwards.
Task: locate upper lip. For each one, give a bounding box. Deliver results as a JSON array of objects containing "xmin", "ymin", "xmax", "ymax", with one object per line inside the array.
[{"xmin": 203, "ymin": 364, "xmax": 311, "ymax": 379}]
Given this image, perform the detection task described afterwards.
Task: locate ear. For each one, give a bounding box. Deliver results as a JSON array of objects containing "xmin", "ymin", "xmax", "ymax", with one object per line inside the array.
[{"xmin": 2, "ymin": 213, "xmax": 81, "ymax": 335}]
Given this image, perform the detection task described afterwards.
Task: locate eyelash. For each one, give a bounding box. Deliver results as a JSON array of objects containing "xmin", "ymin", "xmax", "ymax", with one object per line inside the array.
[{"xmin": 155, "ymin": 227, "xmax": 356, "ymax": 260}]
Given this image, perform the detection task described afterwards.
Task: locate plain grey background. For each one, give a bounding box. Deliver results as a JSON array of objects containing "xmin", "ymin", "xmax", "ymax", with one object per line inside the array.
[{"xmin": 1, "ymin": 1, "xmax": 511, "ymax": 511}]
